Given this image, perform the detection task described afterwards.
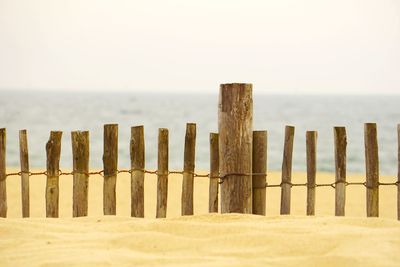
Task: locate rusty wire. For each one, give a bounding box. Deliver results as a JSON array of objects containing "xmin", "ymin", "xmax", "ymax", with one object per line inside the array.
[{"xmin": 4, "ymin": 170, "xmax": 399, "ymax": 189}]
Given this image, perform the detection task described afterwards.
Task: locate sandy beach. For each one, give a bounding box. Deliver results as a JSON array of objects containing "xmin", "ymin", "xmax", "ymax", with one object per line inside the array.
[{"xmin": 0, "ymin": 171, "xmax": 399, "ymax": 266}]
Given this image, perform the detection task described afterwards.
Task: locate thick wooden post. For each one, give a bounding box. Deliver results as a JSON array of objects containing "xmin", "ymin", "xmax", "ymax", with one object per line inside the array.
[
  {"xmin": 130, "ymin": 126, "xmax": 145, "ymax": 218},
  {"xmin": 397, "ymin": 124, "xmax": 400, "ymax": 221},
  {"xmin": 103, "ymin": 124, "xmax": 118, "ymax": 215},
  {"xmin": 209, "ymin": 133, "xmax": 219, "ymax": 213},
  {"xmin": 280, "ymin": 126, "xmax": 295, "ymax": 215},
  {"xmin": 46, "ymin": 131, "xmax": 62, "ymax": 218},
  {"xmin": 364, "ymin": 123, "xmax": 379, "ymax": 217},
  {"xmin": 334, "ymin": 127, "xmax": 347, "ymax": 216},
  {"xmin": 219, "ymin": 83, "xmax": 253, "ymax": 214},
  {"xmin": 252, "ymin": 131, "xmax": 267, "ymax": 215},
  {"xmin": 72, "ymin": 131, "xmax": 89, "ymax": 217},
  {"xmin": 181, "ymin": 123, "xmax": 196, "ymax": 216},
  {"xmin": 19, "ymin": 130, "xmax": 30, "ymax": 218},
  {"xmin": 0, "ymin": 128, "xmax": 6, "ymax": 218},
  {"xmin": 306, "ymin": 131, "xmax": 317, "ymax": 216},
  {"xmin": 157, "ymin": 128, "xmax": 168, "ymax": 218}
]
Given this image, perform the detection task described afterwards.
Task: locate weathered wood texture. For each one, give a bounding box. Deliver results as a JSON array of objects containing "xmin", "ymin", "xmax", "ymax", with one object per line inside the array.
[
  {"xmin": 397, "ymin": 124, "xmax": 400, "ymax": 221},
  {"xmin": 181, "ymin": 123, "xmax": 196, "ymax": 216},
  {"xmin": 252, "ymin": 131, "xmax": 267, "ymax": 215},
  {"xmin": 72, "ymin": 131, "xmax": 89, "ymax": 217},
  {"xmin": 364, "ymin": 123, "xmax": 379, "ymax": 217},
  {"xmin": 130, "ymin": 126, "xmax": 145, "ymax": 218},
  {"xmin": 0, "ymin": 128, "xmax": 6, "ymax": 217},
  {"xmin": 209, "ymin": 133, "xmax": 219, "ymax": 213},
  {"xmin": 46, "ymin": 131, "xmax": 62, "ymax": 218},
  {"xmin": 19, "ymin": 130, "xmax": 30, "ymax": 218},
  {"xmin": 280, "ymin": 126, "xmax": 295, "ymax": 215},
  {"xmin": 306, "ymin": 131, "xmax": 317, "ymax": 216},
  {"xmin": 157, "ymin": 128, "xmax": 169, "ymax": 218},
  {"xmin": 103, "ymin": 124, "xmax": 118, "ymax": 215},
  {"xmin": 334, "ymin": 127, "xmax": 347, "ymax": 216},
  {"xmin": 219, "ymin": 83, "xmax": 253, "ymax": 214}
]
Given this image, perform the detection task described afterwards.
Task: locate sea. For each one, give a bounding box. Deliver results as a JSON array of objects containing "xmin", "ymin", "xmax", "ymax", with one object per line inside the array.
[{"xmin": 0, "ymin": 90, "xmax": 399, "ymax": 175}]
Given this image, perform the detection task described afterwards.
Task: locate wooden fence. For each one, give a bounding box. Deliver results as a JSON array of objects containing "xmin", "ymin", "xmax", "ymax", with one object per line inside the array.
[
  {"xmin": 1, "ymin": 123, "xmax": 399, "ymax": 220},
  {"xmin": 0, "ymin": 84, "xmax": 399, "ymax": 220}
]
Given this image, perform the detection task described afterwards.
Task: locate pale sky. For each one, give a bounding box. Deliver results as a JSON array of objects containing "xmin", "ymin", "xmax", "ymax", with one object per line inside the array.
[{"xmin": 0, "ymin": 0, "xmax": 399, "ymax": 94}]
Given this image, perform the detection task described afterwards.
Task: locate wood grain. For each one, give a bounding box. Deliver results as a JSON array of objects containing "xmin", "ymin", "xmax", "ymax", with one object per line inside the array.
[
  {"xmin": 252, "ymin": 131, "xmax": 267, "ymax": 215},
  {"xmin": 103, "ymin": 124, "xmax": 118, "ymax": 215},
  {"xmin": 157, "ymin": 128, "xmax": 168, "ymax": 218},
  {"xmin": 280, "ymin": 126, "xmax": 295, "ymax": 215},
  {"xmin": 46, "ymin": 131, "xmax": 62, "ymax": 218},
  {"xmin": 19, "ymin": 129, "xmax": 30, "ymax": 218},
  {"xmin": 364, "ymin": 123, "xmax": 379, "ymax": 217},
  {"xmin": 181, "ymin": 123, "xmax": 196, "ymax": 216},
  {"xmin": 130, "ymin": 126, "xmax": 145, "ymax": 218},
  {"xmin": 334, "ymin": 127, "xmax": 347, "ymax": 216},
  {"xmin": 72, "ymin": 131, "xmax": 89, "ymax": 217},
  {"xmin": 219, "ymin": 83, "xmax": 253, "ymax": 214}
]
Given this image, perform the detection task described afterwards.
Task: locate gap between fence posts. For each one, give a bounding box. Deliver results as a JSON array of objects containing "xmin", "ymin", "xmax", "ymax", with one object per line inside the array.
[
  {"xmin": 280, "ymin": 126, "xmax": 295, "ymax": 215},
  {"xmin": 0, "ymin": 128, "xmax": 6, "ymax": 218},
  {"xmin": 131, "ymin": 126, "xmax": 145, "ymax": 218},
  {"xmin": 46, "ymin": 131, "xmax": 62, "ymax": 218},
  {"xmin": 334, "ymin": 127, "xmax": 347, "ymax": 216},
  {"xmin": 19, "ymin": 129, "xmax": 30, "ymax": 218},
  {"xmin": 209, "ymin": 133, "xmax": 219, "ymax": 213},
  {"xmin": 364, "ymin": 123, "xmax": 379, "ymax": 217},
  {"xmin": 219, "ymin": 83, "xmax": 253, "ymax": 214},
  {"xmin": 181, "ymin": 123, "xmax": 196, "ymax": 216},
  {"xmin": 157, "ymin": 128, "xmax": 168, "ymax": 218},
  {"xmin": 306, "ymin": 131, "xmax": 317, "ymax": 216},
  {"xmin": 72, "ymin": 131, "xmax": 89, "ymax": 217},
  {"xmin": 252, "ymin": 131, "xmax": 267, "ymax": 216},
  {"xmin": 103, "ymin": 124, "xmax": 118, "ymax": 215}
]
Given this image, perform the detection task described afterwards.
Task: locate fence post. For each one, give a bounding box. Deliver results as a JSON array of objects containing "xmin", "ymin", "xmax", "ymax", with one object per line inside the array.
[
  {"xmin": 130, "ymin": 126, "xmax": 145, "ymax": 218},
  {"xmin": 219, "ymin": 83, "xmax": 253, "ymax": 214},
  {"xmin": 19, "ymin": 129, "xmax": 30, "ymax": 218},
  {"xmin": 209, "ymin": 133, "xmax": 219, "ymax": 213},
  {"xmin": 334, "ymin": 127, "xmax": 347, "ymax": 216},
  {"xmin": 397, "ymin": 124, "xmax": 400, "ymax": 221},
  {"xmin": 252, "ymin": 131, "xmax": 267, "ymax": 215},
  {"xmin": 280, "ymin": 126, "xmax": 295, "ymax": 215},
  {"xmin": 306, "ymin": 131, "xmax": 317, "ymax": 216},
  {"xmin": 46, "ymin": 131, "xmax": 62, "ymax": 218},
  {"xmin": 157, "ymin": 128, "xmax": 168, "ymax": 218},
  {"xmin": 72, "ymin": 131, "xmax": 89, "ymax": 217},
  {"xmin": 103, "ymin": 124, "xmax": 118, "ymax": 215},
  {"xmin": 0, "ymin": 128, "xmax": 6, "ymax": 218},
  {"xmin": 181, "ymin": 123, "xmax": 196, "ymax": 216},
  {"xmin": 364, "ymin": 123, "xmax": 379, "ymax": 217}
]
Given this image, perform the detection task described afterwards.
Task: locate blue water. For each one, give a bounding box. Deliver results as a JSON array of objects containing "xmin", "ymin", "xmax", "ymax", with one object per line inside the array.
[{"xmin": 0, "ymin": 90, "xmax": 399, "ymax": 175}]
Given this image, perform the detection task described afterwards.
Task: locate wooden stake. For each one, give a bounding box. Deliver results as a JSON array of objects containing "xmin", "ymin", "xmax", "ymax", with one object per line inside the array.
[
  {"xmin": 181, "ymin": 123, "xmax": 196, "ymax": 216},
  {"xmin": 280, "ymin": 126, "xmax": 295, "ymax": 215},
  {"xmin": 219, "ymin": 83, "xmax": 253, "ymax": 214},
  {"xmin": 0, "ymin": 128, "xmax": 6, "ymax": 218},
  {"xmin": 209, "ymin": 133, "xmax": 219, "ymax": 213},
  {"xmin": 252, "ymin": 131, "xmax": 267, "ymax": 215},
  {"xmin": 130, "ymin": 126, "xmax": 145, "ymax": 218},
  {"xmin": 306, "ymin": 131, "xmax": 317, "ymax": 216},
  {"xmin": 334, "ymin": 127, "xmax": 347, "ymax": 216},
  {"xmin": 72, "ymin": 131, "xmax": 89, "ymax": 217},
  {"xmin": 103, "ymin": 124, "xmax": 118, "ymax": 215},
  {"xmin": 19, "ymin": 129, "xmax": 30, "ymax": 218},
  {"xmin": 364, "ymin": 123, "xmax": 379, "ymax": 217},
  {"xmin": 46, "ymin": 131, "xmax": 62, "ymax": 218},
  {"xmin": 157, "ymin": 128, "xmax": 168, "ymax": 218},
  {"xmin": 397, "ymin": 124, "xmax": 400, "ymax": 221}
]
